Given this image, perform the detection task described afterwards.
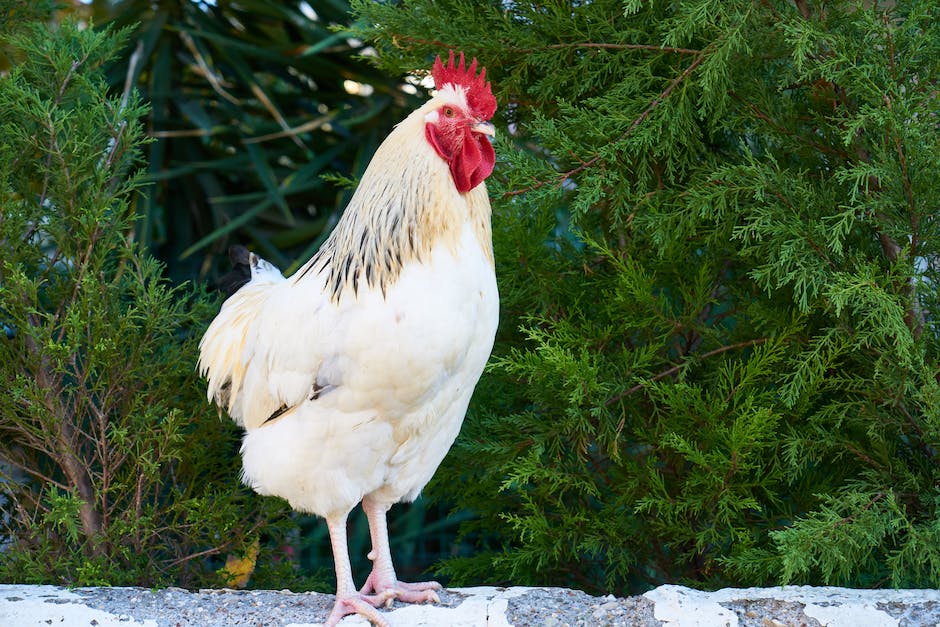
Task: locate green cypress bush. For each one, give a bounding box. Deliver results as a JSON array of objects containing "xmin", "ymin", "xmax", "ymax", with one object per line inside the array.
[
  {"xmin": 352, "ymin": 0, "xmax": 940, "ymax": 593},
  {"xmin": 0, "ymin": 13, "xmax": 296, "ymax": 588}
]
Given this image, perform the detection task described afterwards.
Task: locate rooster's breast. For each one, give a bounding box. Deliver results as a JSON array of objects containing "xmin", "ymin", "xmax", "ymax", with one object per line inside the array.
[
  {"xmin": 334, "ymin": 219, "xmax": 497, "ymax": 417},
  {"xmin": 240, "ymin": 218, "xmax": 498, "ymax": 514},
  {"xmin": 324, "ymin": 218, "xmax": 497, "ymax": 502}
]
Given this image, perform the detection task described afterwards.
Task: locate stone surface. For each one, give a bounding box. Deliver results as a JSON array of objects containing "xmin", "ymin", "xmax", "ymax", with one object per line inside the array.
[
  {"xmin": 2, "ymin": 583, "xmax": 940, "ymax": 626},
  {"xmin": 645, "ymin": 585, "xmax": 940, "ymax": 627}
]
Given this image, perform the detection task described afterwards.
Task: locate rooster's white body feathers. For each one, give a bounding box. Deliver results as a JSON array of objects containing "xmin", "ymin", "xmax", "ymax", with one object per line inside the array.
[
  {"xmin": 198, "ymin": 98, "xmax": 498, "ymax": 520},
  {"xmin": 198, "ymin": 53, "xmax": 499, "ymax": 624}
]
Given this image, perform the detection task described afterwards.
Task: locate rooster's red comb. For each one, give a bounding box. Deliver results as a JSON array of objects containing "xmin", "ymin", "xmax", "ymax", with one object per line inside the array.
[{"xmin": 432, "ymin": 50, "xmax": 497, "ymax": 120}]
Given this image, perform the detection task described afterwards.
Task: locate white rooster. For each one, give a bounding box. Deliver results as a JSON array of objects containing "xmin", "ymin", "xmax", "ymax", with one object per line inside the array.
[{"xmin": 198, "ymin": 51, "xmax": 499, "ymax": 626}]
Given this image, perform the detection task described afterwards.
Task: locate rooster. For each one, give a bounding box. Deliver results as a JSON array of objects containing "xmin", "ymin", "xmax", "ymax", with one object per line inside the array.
[{"xmin": 198, "ymin": 51, "xmax": 498, "ymax": 626}]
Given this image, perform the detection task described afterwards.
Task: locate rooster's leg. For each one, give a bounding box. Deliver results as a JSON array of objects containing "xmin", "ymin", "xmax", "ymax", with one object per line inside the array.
[
  {"xmin": 359, "ymin": 495, "xmax": 442, "ymax": 605},
  {"xmin": 324, "ymin": 513, "xmax": 396, "ymax": 627}
]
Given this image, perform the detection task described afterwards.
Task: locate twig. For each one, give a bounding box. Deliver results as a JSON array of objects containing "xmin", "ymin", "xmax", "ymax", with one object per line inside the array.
[
  {"xmin": 248, "ymin": 82, "xmax": 307, "ymax": 151},
  {"xmin": 504, "ymin": 51, "xmax": 707, "ymax": 198},
  {"xmin": 0, "ymin": 456, "xmax": 70, "ymax": 493},
  {"xmin": 120, "ymin": 40, "xmax": 144, "ymax": 113},
  {"xmin": 794, "ymin": 0, "xmax": 812, "ymax": 20},
  {"xmin": 243, "ymin": 112, "xmax": 336, "ymax": 144},
  {"xmin": 765, "ymin": 188, "xmax": 838, "ymax": 270},
  {"xmin": 882, "ymin": 17, "xmax": 924, "ymax": 340},
  {"xmin": 831, "ymin": 492, "xmax": 886, "ymax": 530},
  {"xmin": 727, "ymin": 90, "xmax": 850, "ymax": 158},
  {"xmin": 605, "ymin": 337, "xmax": 769, "ymax": 405},
  {"xmin": 542, "ymin": 42, "xmax": 701, "ymax": 55},
  {"xmin": 179, "ymin": 31, "xmax": 239, "ymax": 105},
  {"xmin": 388, "ymin": 33, "xmax": 701, "ymax": 57},
  {"xmin": 167, "ymin": 545, "xmax": 226, "ymax": 567}
]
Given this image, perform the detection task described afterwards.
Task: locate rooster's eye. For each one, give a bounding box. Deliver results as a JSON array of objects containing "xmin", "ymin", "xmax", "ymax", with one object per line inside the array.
[{"xmin": 442, "ymin": 106, "xmax": 455, "ymax": 118}]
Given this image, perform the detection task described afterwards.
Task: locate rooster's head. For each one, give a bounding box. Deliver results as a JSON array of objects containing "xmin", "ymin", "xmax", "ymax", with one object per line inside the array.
[{"xmin": 424, "ymin": 50, "xmax": 497, "ymax": 193}]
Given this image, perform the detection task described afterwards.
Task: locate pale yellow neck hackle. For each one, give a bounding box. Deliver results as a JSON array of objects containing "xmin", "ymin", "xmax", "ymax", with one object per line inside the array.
[{"xmin": 293, "ymin": 98, "xmax": 494, "ymax": 299}]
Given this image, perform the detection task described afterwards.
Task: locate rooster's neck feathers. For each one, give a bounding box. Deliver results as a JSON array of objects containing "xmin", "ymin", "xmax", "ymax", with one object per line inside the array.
[{"xmin": 294, "ymin": 100, "xmax": 493, "ymax": 301}]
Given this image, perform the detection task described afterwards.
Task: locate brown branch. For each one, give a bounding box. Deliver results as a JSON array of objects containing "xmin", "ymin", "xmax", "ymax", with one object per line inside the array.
[
  {"xmin": 542, "ymin": 42, "xmax": 701, "ymax": 55},
  {"xmin": 843, "ymin": 443, "xmax": 885, "ymax": 473},
  {"xmin": 727, "ymin": 90, "xmax": 850, "ymax": 158},
  {"xmin": 22, "ymin": 319, "xmax": 104, "ymax": 554},
  {"xmin": 167, "ymin": 545, "xmax": 227, "ymax": 567},
  {"xmin": 764, "ymin": 188, "xmax": 838, "ymax": 270},
  {"xmin": 794, "ymin": 0, "xmax": 812, "ymax": 20},
  {"xmin": 388, "ymin": 34, "xmax": 701, "ymax": 57},
  {"xmin": 759, "ymin": 0, "xmax": 784, "ymax": 23},
  {"xmin": 805, "ymin": 7, "xmax": 913, "ymax": 335},
  {"xmin": 831, "ymin": 491, "xmax": 885, "ymax": 530},
  {"xmin": 55, "ymin": 60, "xmax": 82, "ymax": 105},
  {"xmin": 0, "ymin": 456, "xmax": 70, "ymax": 494},
  {"xmin": 850, "ymin": 38, "xmax": 924, "ymax": 340},
  {"xmin": 505, "ymin": 51, "xmax": 708, "ymax": 198},
  {"xmin": 605, "ymin": 337, "xmax": 770, "ymax": 405},
  {"xmin": 36, "ymin": 54, "xmax": 89, "ymax": 210},
  {"xmin": 388, "ymin": 34, "xmax": 451, "ymax": 52}
]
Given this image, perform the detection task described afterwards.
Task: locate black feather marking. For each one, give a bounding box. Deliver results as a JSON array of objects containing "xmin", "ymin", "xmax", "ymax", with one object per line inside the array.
[
  {"xmin": 262, "ymin": 404, "xmax": 291, "ymax": 425},
  {"xmin": 295, "ymin": 246, "xmax": 331, "ymax": 283},
  {"xmin": 295, "ymin": 255, "xmax": 317, "ymax": 281},
  {"xmin": 218, "ymin": 380, "xmax": 232, "ymax": 407}
]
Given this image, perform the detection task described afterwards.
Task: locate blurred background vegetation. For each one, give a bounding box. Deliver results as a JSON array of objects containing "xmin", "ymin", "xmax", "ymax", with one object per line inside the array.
[{"xmin": 75, "ymin": 0, "xmax": 422, "ymax": 283}]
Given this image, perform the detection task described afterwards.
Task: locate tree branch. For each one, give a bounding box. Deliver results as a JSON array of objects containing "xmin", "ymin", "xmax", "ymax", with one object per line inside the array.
[
  {"xmin": 505, "ymin": 51, "xmax": 708, "ymax": 198},
  {"xmin": 542, "ymin": 42, "xmax": 701, "ymax": 55},
  {"xmin": 605, "ymin": 337, "xmax": 770, "ymax": 405},
  {"xmin": 727, "ymin": 90, "xmax": 850, "ymax": 158},
  {"xmin": 793, "ymin": 0, "xmax": 812, "ymax": 20}
]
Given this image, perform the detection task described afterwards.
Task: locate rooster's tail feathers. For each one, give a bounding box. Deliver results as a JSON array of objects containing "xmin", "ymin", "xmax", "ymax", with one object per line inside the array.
[{"xmin": 198, "ymin": 251, "xmax": 284, "ymax": 425}]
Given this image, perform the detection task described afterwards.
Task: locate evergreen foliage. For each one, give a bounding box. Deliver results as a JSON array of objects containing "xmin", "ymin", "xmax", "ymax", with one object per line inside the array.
[
  {"xmin": 0, "ymin": 14, "xmax": 297, "ymax": 588},
  {"xmin": 352, "ymin": 0, "xmax": 940, "ymax": 592}
]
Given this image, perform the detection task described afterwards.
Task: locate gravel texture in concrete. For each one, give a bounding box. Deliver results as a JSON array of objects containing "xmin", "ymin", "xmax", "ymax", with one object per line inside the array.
[{"xmin": 3, "ymin": 582, "xmax": 940, "ymax": 626}]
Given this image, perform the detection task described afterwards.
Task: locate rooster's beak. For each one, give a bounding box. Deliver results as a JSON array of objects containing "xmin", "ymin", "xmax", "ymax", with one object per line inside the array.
[{"xmin": 471, "ymin": 121, "xmax": 495, "ymax": 137}]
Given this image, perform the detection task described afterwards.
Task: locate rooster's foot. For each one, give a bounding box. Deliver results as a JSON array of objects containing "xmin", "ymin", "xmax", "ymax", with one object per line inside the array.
[
  {"xmin": 325, "ymin": 590, "xmax": 395, "ymax": 627},
  {"xmin": 359, "ymin": 571, "xmax": 442, "ymax": 606}
]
